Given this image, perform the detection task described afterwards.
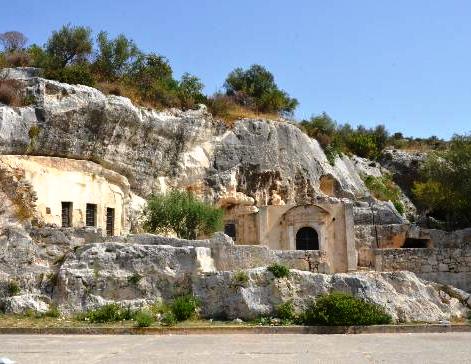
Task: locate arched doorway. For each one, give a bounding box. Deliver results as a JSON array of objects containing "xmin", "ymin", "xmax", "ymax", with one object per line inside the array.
[{"xmin": 296, "ymin": 227, "xmax": 319, "ymax": 250}]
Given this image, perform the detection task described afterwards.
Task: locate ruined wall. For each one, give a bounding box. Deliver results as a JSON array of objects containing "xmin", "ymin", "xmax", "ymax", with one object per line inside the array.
[{"xmin": 375, "ymin": 248, "xmax": 471, "ymax": 292}]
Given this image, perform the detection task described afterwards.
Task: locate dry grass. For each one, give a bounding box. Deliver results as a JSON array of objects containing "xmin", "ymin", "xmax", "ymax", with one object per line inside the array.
[{"xmin": 0, "ymin": 79, "xmax": 34, "ymax": 107}]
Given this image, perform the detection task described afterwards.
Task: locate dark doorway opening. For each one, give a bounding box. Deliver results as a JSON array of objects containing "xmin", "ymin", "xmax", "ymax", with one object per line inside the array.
[
  {"xmin": 402, "ymin": 238, "xmax": 430, "ymax": 248},
  {"xmin": 224, "ymin": 223, "xmax": 236, "ymax": 241},
  {"xmin": 296, "ymin": 227, "xmax": 319, "ymax": 250}
]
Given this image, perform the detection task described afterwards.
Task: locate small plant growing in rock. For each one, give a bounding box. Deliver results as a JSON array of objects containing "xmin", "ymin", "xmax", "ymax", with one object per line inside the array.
[
  {"xmin": 170, "ymin": 295, "xmax": 200, "ymax": 322},
  {"xmin": 160, "ymin": 311, "xmax": 178, "ymax": 326},
  {"xmin": 267, "ymin": 263, "xmax": 290, "ymax": 279},
  {"xmin": 275, "ymin": 301, "xmax": 296, "ymax": 323},
  {"xmin": 127, "ymin": 273, "xmax": 143, "ymax": 285},
  {"xmin": 76, "ymin": 303, "xmax": 136, "ymax": 323},
  {"xmin": 233, "ymin": 271, "xmax": 249, "ymax": 285},
  {"xmin": 301, "ymin": 292, "xmax": 392, "ymax": 326},
  {"xmin": 7, "ymin": 280, "xmax": 21, "ymax": 296},
  {"xmin": 43, "ymin": 304, "xmax": 61, "ymax": 318},
  {"xmin": 134, "ymin": 310, "xmax": 155, "ymax": 327}
]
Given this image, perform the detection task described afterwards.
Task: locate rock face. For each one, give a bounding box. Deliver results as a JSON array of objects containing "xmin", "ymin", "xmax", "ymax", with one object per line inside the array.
[
  {"xmin": 0, "ymin": 69, "xmax": 377, "ymax": 206},
  {"xmin": 194, "ymin": 269, "xmax": 469, "ymax": 323}
]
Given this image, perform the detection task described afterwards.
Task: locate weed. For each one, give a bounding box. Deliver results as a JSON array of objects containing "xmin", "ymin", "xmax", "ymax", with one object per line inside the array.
[
  {"xmin": 170, "ymin": 295, "xmax": 200, "ymax": 322},
  {"xmin": 267, "ymin": 263, "xmax": 290, "ymax": 279},
  {"xmin": 134, "ymin": 310, "xmax": 154, "ymax": 327}
]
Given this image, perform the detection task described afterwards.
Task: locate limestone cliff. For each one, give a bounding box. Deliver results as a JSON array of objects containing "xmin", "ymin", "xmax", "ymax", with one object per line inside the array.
[{"xmin": 1, "ymin": 68, "xmax": 384, "ymax": 209}]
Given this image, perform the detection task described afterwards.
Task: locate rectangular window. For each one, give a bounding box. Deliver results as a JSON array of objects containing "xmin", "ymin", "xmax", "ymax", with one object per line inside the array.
[
  {"xmin": 106, "ymin": 208, "xmax": 115, "ymax": 236},
  {"xmin": 61, "ymin": 202, "xmax": 72, "ymax": 228},
  {"xmin": 86, "ymin": 204, "xmax": 97, "ymax": 227}
]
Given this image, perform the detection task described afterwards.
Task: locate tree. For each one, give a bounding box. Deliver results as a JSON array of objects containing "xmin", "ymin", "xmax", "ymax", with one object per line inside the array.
[
  {"xmin": 178, "ymin": 73, "xmax": 205, "ymax": 109},
  {"xmin": 94, "ymin": 31, "xmax": 139, "ymax": 79},
  {"xmin": 223, "ymin": 64, "xmax": 298, "ymax": 114},
  {"xmin": 300, "ymin": 113, "xmax": 337, "ymax": 146},
  {"xmin": 46, "ymin": 24, "xmax": 92, "ymax": 67},
  {"xmin": 143, "ymin": 190, "xmax": 224, "ymax": 239},
  {"xmin": 0, "ymin": 31, "xmax": 27, "ymax": 52},
  {"xmin": 413, "ymin": 134, "xmax": 471, "ymax": 229}
]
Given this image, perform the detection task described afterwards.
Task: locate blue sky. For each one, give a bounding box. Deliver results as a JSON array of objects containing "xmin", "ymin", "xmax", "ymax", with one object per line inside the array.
[{"xmin": 3, "ymin": 0, "xmax": 471, "ymax": 138}]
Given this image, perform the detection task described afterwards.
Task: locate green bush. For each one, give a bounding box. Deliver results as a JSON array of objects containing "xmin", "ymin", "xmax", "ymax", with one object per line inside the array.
[
  {"xmin": 7, "ymin": 281, "xmax": 20, "ymax": 296},
  {"xmin": 43, "ymin": 304, "xmax": 61, "ymax": 318},
  {"xmin": 363, "ymin": 175, "xmax": 404, "ymax": 215},
  {"xmin": 233, "ymin": 271, "xmax": 249, "ymax": 285},
  {"xmin": 76, "ymin": 303, "xmax": 135, "ymax": 323},
  {"xmin": 224, "ymin": 64, "xmax": 298, "ymax": 115},
  {"xmin": 127, "ymin": 273, "xmax": 143, "ymax": 285},
  {"xmin": 160, "ymin": 311, "xmax": 178, "ymax": 326},
  {"xmin": 143, "ymin": 190, "xmax": 223, "ymax": 240},
  {"xmin": 45, "ymin": 63, "xmax": 94, "ymax": 86},
  {"xmin": 267, "ymin": 263, "xmax": 290, "ymax": 279},
  {"xmin": 134, "ymin": 310, "xmax": 155, "ymax": 327},
  {"xmin": 275, "ymin": 301, "xmax": 296, "ymax": 322},
  {"xmin": 170, "ymin": 295, "xmax": 200, "ymax": 322},
  {"xmin": 301, "ymin": 292, "xmax": 392, "ymax": 326}
]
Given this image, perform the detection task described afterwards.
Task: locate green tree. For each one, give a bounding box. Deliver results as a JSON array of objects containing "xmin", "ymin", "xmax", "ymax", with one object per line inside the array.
[
  {"xmin": 413, "ymin": 134, "xmax": 471, "ymax": 229},
  {"xmin": 178, "ymin": 72, "xmax": 205, "ymax": 109},
  {"xmin": 143, "ymin": 190, "xmax": 224, "ymax": 239},
  {"xmin": 223, "ymin": 64, "xmax": 298, "ymax": 114},
  {"xmin": 46, "ymin": 24, "xmax": 93, "ymax": 67},
  {"xmin": 94, "ymin": 31, "xmax": 139, "ymax": 79}
]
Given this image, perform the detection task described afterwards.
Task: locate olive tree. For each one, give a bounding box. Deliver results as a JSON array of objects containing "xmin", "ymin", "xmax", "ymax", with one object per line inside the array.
[
  {"xmin": 46, "ymin": 24, "xmax": 93, "ymax": 67},
  {"xmin": 143, "ymin": 190, "xmax": 224, "ymax": 239}
]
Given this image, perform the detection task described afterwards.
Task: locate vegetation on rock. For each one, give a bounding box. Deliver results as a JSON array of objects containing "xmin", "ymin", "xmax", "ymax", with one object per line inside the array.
[
  {"xmin": 143, "ymin": 190, "xmax": 223, "ymax": 240},
  {"xmin": 413, "ymin": 135, "xmax": 471, "ymax": 229},
  {"xmin": 267, "ymin": 263, "xmax": 290, "ymax": 279},
  {"xmin": 363, "ymin": 175, "xmax": 404, "ymax": 215},
  {"xmin": 301, "ymin": 292, "xmax": 392, "ymax": 326}
]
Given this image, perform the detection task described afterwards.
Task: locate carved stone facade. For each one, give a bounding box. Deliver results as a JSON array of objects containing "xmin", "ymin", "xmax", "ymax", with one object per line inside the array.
[
  {"xmin": 221, "ymin": 197, "xmax": 356, "ymax": 273},
  {"xmin": 0, "ymin": 155, "xmax": 144, "ymax": 236}
]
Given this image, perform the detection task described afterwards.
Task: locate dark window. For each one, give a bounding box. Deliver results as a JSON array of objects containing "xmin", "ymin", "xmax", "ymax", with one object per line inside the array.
[
  {"xmin": 402, "ymin": 238, "xmax": 430, "ymax": 248},
  {"xmin": 86, "ymin": 204, "xmax": 97, "ymax": 227},
  {"xmin": 296, "ymin": 227, "xmax": 319, "ymax": 250},
  {"xmin": 61, "ymin": 202, "xmax": 72, "ymax": 228},
  {"xmin": 106, "ymin": 208, "xmax": 115, "ymax": 236},
  {"xmin": 224, "ymin": 223, "xmax": 236, "ymax": 240}
]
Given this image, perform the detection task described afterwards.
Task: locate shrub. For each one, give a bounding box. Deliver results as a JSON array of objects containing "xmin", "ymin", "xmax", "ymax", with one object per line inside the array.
[
  {"xmin": 45, "ymin": 63, "xmax": 94, "ymax": 86},
  {"xmin": 143, "ymin": 190, "xmax": 223, "ymax": 240},
  {"xmin": 160, "ymin": 311, "xmax": 178, "ymax": 326},
  {"xmin": 170, "ymin": 295, "xmax": 200, "ymax": 322},
  {"xmin": 275, "ymin": 301, "xmax": 296, "ymax": 322},
  {"xmin": 77, "ymin": 303, "xmax": 135, "ymax": 323},
  {"xmin": 233, "ymin": 271, "xmax": 249, "ymax": 285},
  {"xmin": 43, "ymin": 304, "xmax": 61, "ymax": 318},
  {"xmin": 224, "ymin": 64, "xmax": 298, "ymax": 115},
  {"xmin": 7, "ymin": 281, "xmax": 21, "ymax": 296},
  {"xmin": 5, "ymin": 51, "xmax": 30, "ymax": 67},
  {"xmin": 0, "ymin": 80, "xmax": 19, "ymax": 106},
  {"xmin": 127, "ymin": 273, "xmax": 143, "ymax": 285},
  {"xmin": 134, "ymin": 310, "xmax": 154, "ymax": 327},
  {"xmin": 301, "ymin": 292, "xmax": 392, "ymax": 326},
  {"xmin": 363, "ymin": 174, "xmax": 404, "ymax": 215},
  {"xmin": 267, "ymin": 263, "xmax": 290, "ymax": 279}
]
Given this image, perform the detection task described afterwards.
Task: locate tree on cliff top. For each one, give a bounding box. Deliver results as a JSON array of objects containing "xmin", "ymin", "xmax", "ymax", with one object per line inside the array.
[
  {"xmin": 143, "ymin": 190, "xmax": 224, "ymax": 240},
  {"xmin": 46, "ymin": 24, "xmax": 93, "ymax": 67},
  {"xmin": 223, "ymin": 64, "xmax": 298, "ymax": 115}
]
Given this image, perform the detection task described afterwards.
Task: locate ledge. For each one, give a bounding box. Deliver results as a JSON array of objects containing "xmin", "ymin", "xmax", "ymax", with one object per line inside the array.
[{"xmin": 0, "ymin": 324, "xmax": 469, "ymax": 335}]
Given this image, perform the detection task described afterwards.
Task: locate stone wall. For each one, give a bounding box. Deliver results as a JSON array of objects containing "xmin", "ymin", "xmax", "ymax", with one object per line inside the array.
[
  {"xmin": 375, "ymin": 248, "xmax": 471, "ymax": 292},
  {"xmin": 120, "ymin": 233, "xmax": 331, "ymax": 273}
]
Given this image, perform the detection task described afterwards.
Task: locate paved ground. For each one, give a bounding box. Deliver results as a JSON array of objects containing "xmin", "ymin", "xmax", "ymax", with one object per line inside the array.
[{"xmin": 1, "ymin": 333, "xmax": 471, "ymax": 363}]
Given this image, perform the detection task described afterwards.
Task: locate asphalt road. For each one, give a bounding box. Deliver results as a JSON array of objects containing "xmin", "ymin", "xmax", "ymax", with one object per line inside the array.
[{"xmin": 1, "ymin": 333, "xmax": 471, "ymax": 364}]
